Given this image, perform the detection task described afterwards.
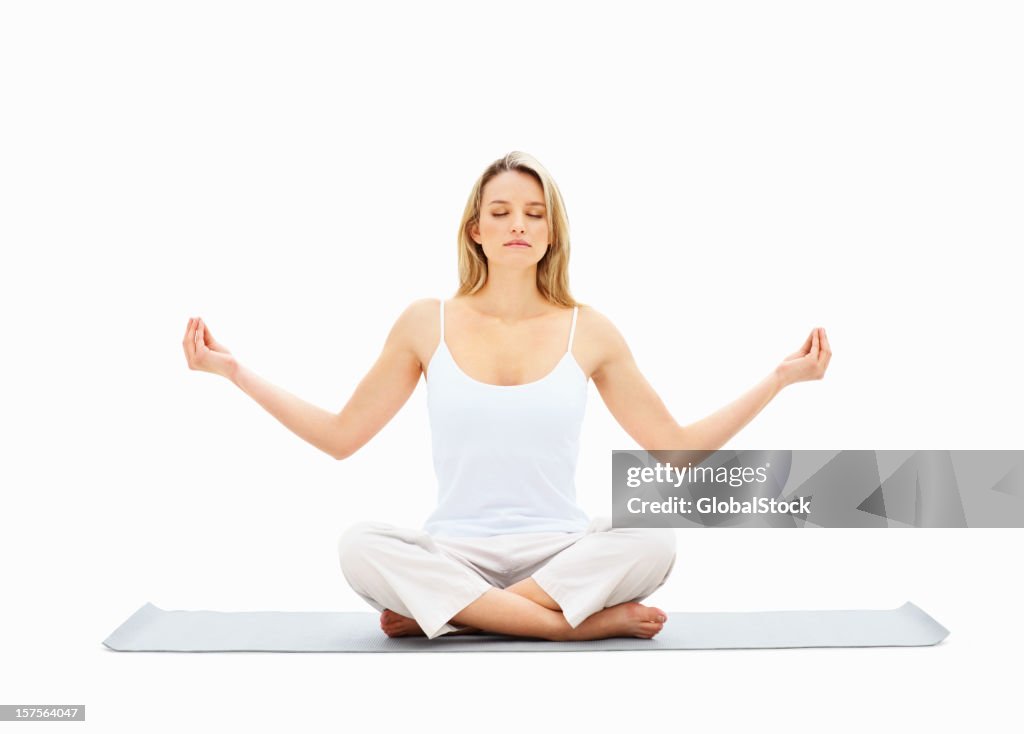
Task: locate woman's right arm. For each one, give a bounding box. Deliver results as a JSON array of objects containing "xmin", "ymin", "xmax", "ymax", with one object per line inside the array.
[{"xmin": 183, "ymin": 301, "xmax": 429, "ymax": 461}]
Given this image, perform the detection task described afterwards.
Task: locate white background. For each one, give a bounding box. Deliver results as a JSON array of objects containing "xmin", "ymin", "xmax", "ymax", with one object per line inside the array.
[{"xmin": 1, "ymin": 0, "xmax": 1021, "ymax": 731}]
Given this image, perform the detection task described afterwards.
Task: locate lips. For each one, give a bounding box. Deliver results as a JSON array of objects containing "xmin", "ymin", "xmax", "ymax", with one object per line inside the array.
[{"xmin": 504, "ymin": 240, "xmax": 530, "ymax": 247}]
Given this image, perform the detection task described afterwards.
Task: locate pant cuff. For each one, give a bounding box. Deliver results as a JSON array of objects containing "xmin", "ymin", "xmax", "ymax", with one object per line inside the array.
[
  {"xmin": 531, "ymin": 571, "xmax": 593, "ymax": 629},
  {"xmin": 420, "ymin": 577, "xmax": 494, "ymax": 640}
]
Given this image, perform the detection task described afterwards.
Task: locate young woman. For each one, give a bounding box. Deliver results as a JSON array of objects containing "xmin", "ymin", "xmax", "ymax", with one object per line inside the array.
[{"xmin": 182, "ymin": 151, "xmax": 832, "ymax": 642}]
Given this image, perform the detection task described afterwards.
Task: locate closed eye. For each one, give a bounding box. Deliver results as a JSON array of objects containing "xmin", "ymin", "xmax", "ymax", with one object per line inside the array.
[{"xmin": 493, "ymin": 213, "xmax": 543, "ymax": 218}]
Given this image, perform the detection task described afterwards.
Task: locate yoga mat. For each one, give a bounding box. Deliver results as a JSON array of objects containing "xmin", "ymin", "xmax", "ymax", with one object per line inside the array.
[{"xmin": 103, "ymin": 601, "xmax": 948, "ymax": 652}]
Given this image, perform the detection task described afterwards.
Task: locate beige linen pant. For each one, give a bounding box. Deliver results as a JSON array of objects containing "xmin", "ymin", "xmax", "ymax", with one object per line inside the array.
[{"xmin": 337, "ymin": 515, "xmax": 677, "ymax": 640}]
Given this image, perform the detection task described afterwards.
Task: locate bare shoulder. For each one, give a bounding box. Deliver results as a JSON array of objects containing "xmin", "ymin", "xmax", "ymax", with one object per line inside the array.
[
  {"xmin": 389, "ymin": 297, "xmax": 442, "ymax": 371},
  {"xmin": 574, "ymin": 304, "xmax": 630, "ymax": 380},
  {"xmin": 402, "ymin": 297, "xmax": 441, "ymax": 325},
  {"xmin": 576, "ymin": 303, "xmax": 627, "ymax": 348}
]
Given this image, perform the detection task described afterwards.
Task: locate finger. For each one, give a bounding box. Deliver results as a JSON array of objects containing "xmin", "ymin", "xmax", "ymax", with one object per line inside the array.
[
  {"xmin": 184, "ymin": 318, "xmax": 196, "ymax": 360},
  {"xmin": 203, "ymin": 321, "xmax": 224, "ymax": 350},
  {"xmin": 809, "ymin": 328, "xmax": 819, "ymax": 359},
  {"xmin": 197, "ymin": 319, "xmax": 220, "ymax": 354},
  {"xmin": 820, "ymin": 328, "xmax": 831, "ymax": 354},
  {"xmin": 797, "ymin": 329, "xmax": 814, "ymax": 354},
  {"xmin": 783, "ymin": 334, "xmax": 811, "ymax": 361}
]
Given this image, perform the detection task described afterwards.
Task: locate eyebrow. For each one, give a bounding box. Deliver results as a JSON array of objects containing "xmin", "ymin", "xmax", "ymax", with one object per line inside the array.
[{"xmin": 488, "ymin": 200, "xmax": 546, "ymax": 206}]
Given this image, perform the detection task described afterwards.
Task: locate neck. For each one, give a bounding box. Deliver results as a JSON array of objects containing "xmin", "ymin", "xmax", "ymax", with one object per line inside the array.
[{"xmin": 470, "ymin": 265, "xmax": 548, "ymax": 322}]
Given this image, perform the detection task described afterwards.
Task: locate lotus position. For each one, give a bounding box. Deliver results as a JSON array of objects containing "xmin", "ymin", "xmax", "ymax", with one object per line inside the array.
[{"xmin": 182, "ymin": 151, "xmax": 831, "ymax": 641}]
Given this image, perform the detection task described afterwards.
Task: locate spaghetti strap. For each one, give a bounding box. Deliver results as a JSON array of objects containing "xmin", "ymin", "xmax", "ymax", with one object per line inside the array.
[
  {"xmin": 438, "ymin": 299, "xmax": 445, "ymax": 349},
  {"xmin": 566, "ymin": 306, "xmax": 578, "ymax": 353}
]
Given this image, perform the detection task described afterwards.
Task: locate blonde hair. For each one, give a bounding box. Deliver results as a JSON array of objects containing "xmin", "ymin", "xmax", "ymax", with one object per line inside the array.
[{"xmin": 455, "ymin": 151, "xmax": 580, "ymax": 308}]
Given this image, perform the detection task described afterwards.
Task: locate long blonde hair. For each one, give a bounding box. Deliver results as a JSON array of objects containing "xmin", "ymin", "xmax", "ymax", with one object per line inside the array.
[{"xmin": 456, "ymin": 151, "xmax": 580, "ymax": 308}]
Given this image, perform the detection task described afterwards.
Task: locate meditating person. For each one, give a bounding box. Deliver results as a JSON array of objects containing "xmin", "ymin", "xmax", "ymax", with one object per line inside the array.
[{"xmin": 182, "ymin": 151, "xmax": 831, "ymax": 641}]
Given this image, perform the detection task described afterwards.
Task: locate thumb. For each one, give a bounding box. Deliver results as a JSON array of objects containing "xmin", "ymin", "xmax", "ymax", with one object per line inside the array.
[
  {"xmin": 199, "ymin": 318, "xmax": 227, "ymax": 351},
  {"xmin": 808, "ymin": 328, "xmax": 820, "ymax": 359}
]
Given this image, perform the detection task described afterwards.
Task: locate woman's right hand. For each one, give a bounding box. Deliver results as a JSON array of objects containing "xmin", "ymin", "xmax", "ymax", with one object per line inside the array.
[{"xmin": 183, "ymin": 317, "xmax": 238, "ymax": 381}]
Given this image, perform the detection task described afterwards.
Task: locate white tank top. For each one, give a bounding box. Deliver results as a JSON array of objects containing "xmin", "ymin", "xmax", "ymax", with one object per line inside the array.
[{"xmin": 422, "ymin": 299, "xmax": 592, "ymax": 538}]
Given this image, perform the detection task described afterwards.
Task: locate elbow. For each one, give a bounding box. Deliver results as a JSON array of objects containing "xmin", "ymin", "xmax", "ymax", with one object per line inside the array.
[
  {"xmin": 330, "ymin": 415, "xmax": 355, "ymax": 460},
  {"xmin": 332, "ymin": 434, "xmax": 364, "ymax": 460},
  {"xmin": 650, "ymin": 422, "xmax": 694, "ymax": 451},
  {"xmin": 329, "ymin": 433, "xmax": 353, "ymax": 460},
  {"xmin": 674, "ymin": 423, "xmax": 719, "ymax": 452},
  {"xmin": 676, "ymin": 429, "xmax": 723, "ymax": 454},
  {"xmin": 646, "ymin": 425, "xmax": 719, "ymax": 461}
]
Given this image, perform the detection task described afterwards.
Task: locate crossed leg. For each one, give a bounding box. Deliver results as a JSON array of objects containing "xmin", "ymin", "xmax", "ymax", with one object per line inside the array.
[
  {"xmin": 344, "ymin": 519, "xmax": 677, "ymax": 641},
  {"xmin": 380, "ymin": 577, "xmax": 667, "ymax": 641},
  {"xmin": 380, "ymin": 577, "xmax": 557, "ymax": 636}
]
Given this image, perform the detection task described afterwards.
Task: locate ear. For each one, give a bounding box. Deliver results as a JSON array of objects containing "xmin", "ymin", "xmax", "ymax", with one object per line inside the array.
[{"xmin": 470, "ymin": 222, "xmax": 480, "ymax": 244}]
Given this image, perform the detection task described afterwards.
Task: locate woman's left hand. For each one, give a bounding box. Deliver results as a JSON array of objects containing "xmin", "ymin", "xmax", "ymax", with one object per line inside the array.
[{"xmin": 775, "ymin": 327, "xmax": 831, "ymax": 388}]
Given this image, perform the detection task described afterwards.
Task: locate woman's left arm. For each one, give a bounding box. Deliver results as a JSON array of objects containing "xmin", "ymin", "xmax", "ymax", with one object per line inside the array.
[{"xmin": 588, "ymin": 308, "xmax": 831, "ymax": 451}]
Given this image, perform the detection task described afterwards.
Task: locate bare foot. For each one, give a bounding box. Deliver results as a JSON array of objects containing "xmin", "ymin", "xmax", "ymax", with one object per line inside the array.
[
  {"xmin": 561, "ymin": 602, "xmax": 667, "ymax": 641},
  {"xmin": 379, "ymin": 609, "xmax": 482, "ymax": 638},
  {"xmin": 380, "ymin": 609, "xmax": 425, "ymax": 637}
]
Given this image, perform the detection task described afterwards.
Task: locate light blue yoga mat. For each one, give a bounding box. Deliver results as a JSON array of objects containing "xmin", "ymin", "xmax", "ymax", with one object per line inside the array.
[{"xmin": 103, "ymin": 601, "xmax": 949, "ymax": 652}]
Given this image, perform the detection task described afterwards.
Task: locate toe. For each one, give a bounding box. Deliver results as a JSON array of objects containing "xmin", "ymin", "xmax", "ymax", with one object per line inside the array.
[{"xmin": 648, "ymin": 607, "xmax": 667, "ymax": 623}]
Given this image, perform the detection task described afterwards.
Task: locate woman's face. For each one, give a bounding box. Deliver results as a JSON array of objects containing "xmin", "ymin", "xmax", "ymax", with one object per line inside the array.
[{"xmin": 471, "ymin": 170, "xmax": 550, "ymax": 267}]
